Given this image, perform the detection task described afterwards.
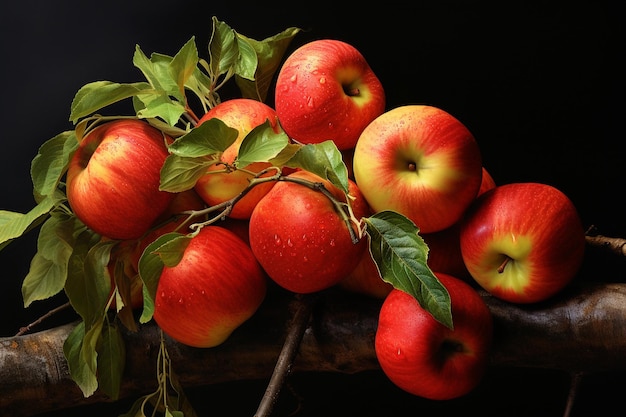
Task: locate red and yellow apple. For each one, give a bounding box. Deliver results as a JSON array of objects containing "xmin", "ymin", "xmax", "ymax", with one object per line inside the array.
[
  {"xmin": 274, "ymin": 39, "xmax": 386, "ymax": 150},
  {"xmin": 478, "ymin": 167, "xmax": 496, "ymax": 196},
  {"xmin": 375, "ymin": 272, "xmax": 493, "ymax": 400},
  {"xmin": 66, "ymin": 119, "xmax": 175, "ymax": 240},
  {"xmin": 248, "ymin": 170, "xmax": 370, "ymax": 294},
  {"xmin": 353, "ymin": 105, "xmax": 483, "ymax": 234},
  {"xmin": 194, "ymin": 98, "xmax": 280, "ymax": 219},
  {"xmin": 460, "ymin": 182, "xmax": 586, "ymax": 304},
  {"xmin": 153, "ymin": 225, "xmax": 267, "ymax": 348}
]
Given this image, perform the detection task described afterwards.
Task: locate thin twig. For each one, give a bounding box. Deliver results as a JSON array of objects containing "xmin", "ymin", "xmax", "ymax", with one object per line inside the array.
[
  {"xmin": 562, "ymin": 371, "xmax": 584, "ymax": 417},
  {"xmin": 254, "ymin": 293, "xmax": 318, "ymax": 417},
  {"xmin": 15, "ymin": 301, "xmax": 72, "ymax": 337}
]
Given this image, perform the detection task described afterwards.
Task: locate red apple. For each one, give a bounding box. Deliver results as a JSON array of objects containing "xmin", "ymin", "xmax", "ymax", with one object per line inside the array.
[
  {"xmin": 339, "ymin": 249, "xmax": 393, "ymax": 299},
  {"xmin": 375, "ymin": 272, "xmax": 493, "ymax": 400},
  {"xmin": 66, "ymin": 119, "xmax": 175, "ymax": 240},
  {"xmin": 460, "ymin": 182, "xmax": 586, "ymax": 304},
  {"xmin": 422, "ymin": 223, "xmax": 471, "ymax": 281},
  {"xmin": 194, "ymin": 98, "xmax": 280, "ymax": 219},
  {"xmin": 154, "ymin": 188, "xmax": 206, "ymax": 224},
  {"xmin": 248, "ymin": 170, "xmax": 370, "ymax": 294},
  {"xmin": 353, "ymin": 105, "xmax": 483, "ymax": 234},
  {"xmin": 478, "ymin": 167, "xmax": 496, "ymax": 196},
  {"xmin": 274, "ymin": 39, "xmax": 386, "ymax": 150},
  {"xmin": 153, "ymin": 225, "xmax": 267, "ymax": 348}
]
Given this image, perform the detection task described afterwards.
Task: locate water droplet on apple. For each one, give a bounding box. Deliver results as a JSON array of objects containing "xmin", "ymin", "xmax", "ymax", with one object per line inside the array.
[
  {"xmin": 328, "ymin": 122, "xmax": 334, "ymax": 129},
  {"xmin": 319, "ymin": 76, "xmax": 326, "ymax": 84},
  {"xmin": 274, "ymin": 234, "xmax": 282, "ymax": 246},
  {"xmin": 329, "ymin": 239, "xmax": 336, "ymax": 247},
  {"xmin": 287, "ymin": 238, "xmax": 293, "ymax": 247},
  {"xmin": 178, "ymin": 297, "xmax": 184, "ymax": 304},
  {"xmin": 290, "ymin": 74, "xmax": 297, "ymax": 83},
  {"xmin": 301, "ymin": 234, "xmax": 308, "ymax": 242},
  {"xmin": 306, "ymin": 96, "xmax": 315, "ymax": 108},
  {"xmin": 303, "ymin": 256, "xmax": 308, "ymax": 262}
]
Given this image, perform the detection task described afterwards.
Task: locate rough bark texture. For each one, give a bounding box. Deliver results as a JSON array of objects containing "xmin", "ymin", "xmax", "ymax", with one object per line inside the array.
[{"xmin": 1, "ymin": 283, "xmax": 625, "ymax": 416}]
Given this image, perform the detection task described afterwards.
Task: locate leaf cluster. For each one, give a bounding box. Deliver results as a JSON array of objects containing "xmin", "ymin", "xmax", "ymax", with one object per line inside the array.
[{"xmin": 0, "ymin": 16, "xmax": 451, "ymax": 413}]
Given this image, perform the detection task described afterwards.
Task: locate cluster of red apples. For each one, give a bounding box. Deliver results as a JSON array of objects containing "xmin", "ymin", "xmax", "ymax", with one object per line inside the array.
[{"xmin": 65, "ymin": 38, "xmax": 587, "ymax": 401}]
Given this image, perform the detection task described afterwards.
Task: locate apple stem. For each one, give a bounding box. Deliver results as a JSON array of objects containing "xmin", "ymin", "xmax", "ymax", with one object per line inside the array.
[{"xmin": 497, "ymin": 256, "xmax": 511, "ymax": 273}]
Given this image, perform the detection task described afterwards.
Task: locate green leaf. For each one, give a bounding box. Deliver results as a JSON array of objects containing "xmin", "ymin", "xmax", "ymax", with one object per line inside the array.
[
  {"xmin": 169, "ymin": 37, "xmax": 200, "ymax": 99},
  {"xmin": 137, "ymin": 232, "xmax": 186, "ymax": 323},
  {"xmin": 168, "ymin": 117, "xmax": 238, "ymax": 157},
  {"xmin": 133, "ymin": 47, "xmax": 182, "ymax": 101},
  {"xmin": 97, "ymin": 323, "xmax": 126, "ymax": 400},
  {"xmin": 0, "ymin": 190, "xmax": 64, "ymax": 251},
  {"xmin": 134, "ymin": 92, "xmax": 186, "ymax": 126},
  {"xmin": 159, "ymin": 155, "xmax": 214, "ymax": 193},
  {"xmin": 235, "ymin": 26, "xmax": 302, "ymax": 102},
  {"xmin": 65, "ymin": 230, "xmax": 112, "ymax": 328},
  {"xmin": 30, "ymin": 131, "xmax": 78, "ymax": 201},
  {"xmin": 284, "ymin": 141, "xmax": 350, "ymax": 193},
  {"xmin": 208, "ymin": 17, "xmax": 239, "ymax": 79},
  {"xmin": 236, "ymin": 120, "xmax": 290, "ymax": 168},
  {"xmin": 364, "ymin": 210, "xmax": 453, "ymax": 329},
  {"xmin": 69, "ymin": 81, "xmax": 151, "ymax": 124},
  {"xmin": 63, "ymin": 320, "xmax": 103, "ymax": 397},
  {"xmin": 22, "ymin": 212, "xmax": 82, "ymax": 306},
  {"xmin": 232, "ymin": 36, "xmax": 258, "ymax": 82}
]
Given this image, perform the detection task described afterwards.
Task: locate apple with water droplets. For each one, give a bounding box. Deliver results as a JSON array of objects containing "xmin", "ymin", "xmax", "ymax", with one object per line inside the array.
[
  {"xmin": 274, "ymin": 39, "xmax": 386, "ymax": 151},
  {"xmin": 153, "ymin": 225, "xmax": 267, "ymax": 348},
  {"xmin": 375, "ymin": 272, "xmax": 493, "ymax": 400},
  {"xmin": 248, "ymin": 170, "xmax": 370, "ymax": 294}
]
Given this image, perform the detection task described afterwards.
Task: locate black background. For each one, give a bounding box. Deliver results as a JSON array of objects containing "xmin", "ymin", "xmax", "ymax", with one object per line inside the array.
[{"xmin": 1, "ymin": 1, "xmax": 625, "ymax": 416}]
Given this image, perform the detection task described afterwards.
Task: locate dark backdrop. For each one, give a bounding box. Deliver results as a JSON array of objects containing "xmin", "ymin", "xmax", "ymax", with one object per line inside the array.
[{"xmin": 1, "ymin": 1, "xmax": 624, "ymax": 416}]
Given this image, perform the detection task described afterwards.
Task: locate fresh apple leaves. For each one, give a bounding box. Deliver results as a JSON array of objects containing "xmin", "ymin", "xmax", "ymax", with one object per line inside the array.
[
  {"xmin": 281, "ymin": 140, "xmax": 350, "ymax": 193},
  {"xmin": 365, "ymin": 210, "xmax": 453, "ymax": 329},
  {"xmin": 69, "ymin": 17, "xmax": 300, "ymax": 128}
]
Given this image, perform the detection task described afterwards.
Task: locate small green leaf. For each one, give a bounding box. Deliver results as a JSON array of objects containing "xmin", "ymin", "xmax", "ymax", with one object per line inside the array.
[
  {"xmin": 159, "ymin": 154, "xmax": 214, "ymax": 193},
  {"xmin": 30, "ymin": 131, "xmax": 78, "ymax": 201},
  {"xmin": 208, "ymin": 17, "xmax": 239, "ymax": 78},
  {"xmin": 168, "ymin": 117, "xmax": 238, "ymax": 157},
  {"xmin": 364, "ymin": 210, "xmax": 453, "ymax": 329},
  {"xmin": 169, "ymin": 37, "xmax": 200, "ymax": 98},
  {"xmin": 63, "ymin": 320, "xmax": 103, "ymax": 397},
  {"xmin": 97, "ymin": 323, "xmax": 126, "ymax": 400},
  {"xmin": 138, "ymin": 232, "xmax": 186, "ymax": 323},
  {"xmin": 134, "ymin": 92, "xmax": 186, "ymax": 126},
  {"xmin": 133, "ymin": 47, "xmax": 182, "ymax": 101},
  {"xmin": 232, "ymin": 36, "xmax": 258, "ymax": 82},
  {"xmin": 153, "ymin": 234, "xmax": 192, "ymax": 267},
  {"xmin": 284, "ymin": 141, "xmax": 350, "ymax": 193},
  {"xmin": 235, "ymin": 26, "xmax": 302, "ymax": 102},
  {"xmin": 0, "ymin": 190, "xmax": 65, "ymax": 251},
  {"xmin": 65, "ymin": 230, "xmax": 112, "ymax": 327},
  {"xmin": 22, "ymin": 212, "xmax": 82, "ymax": 306},
  {"xmin": 69, "ymin": 81, "xmax": 151, "ymax": 123},
  {"xmin": 236, "ymin": 120, "xmax": 290, "ymax": 168}
]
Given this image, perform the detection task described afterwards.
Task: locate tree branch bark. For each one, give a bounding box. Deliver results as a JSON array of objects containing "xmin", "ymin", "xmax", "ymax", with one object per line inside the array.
[{"xmin": 1, "ymin": 283, "xmax": 626, "ymax": 416}]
